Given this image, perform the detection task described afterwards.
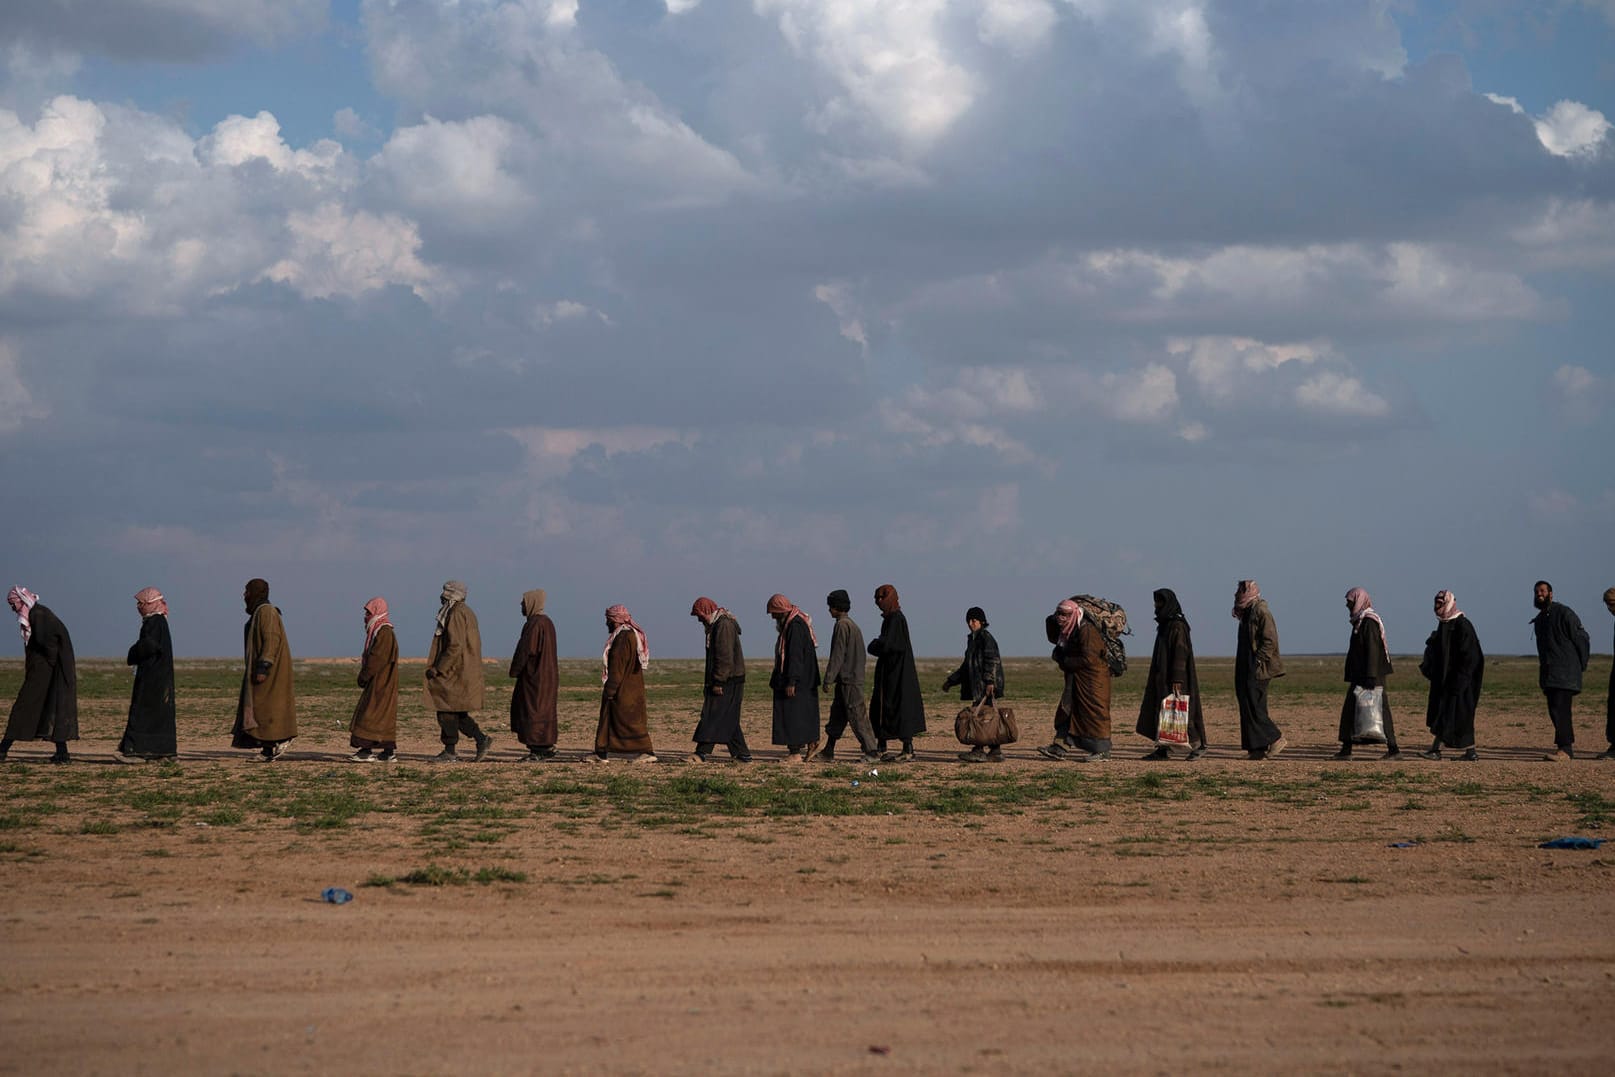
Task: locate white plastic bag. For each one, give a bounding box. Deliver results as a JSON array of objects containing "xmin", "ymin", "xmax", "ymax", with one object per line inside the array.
[
  {"xmin": 1157, "ymin": 693, "xmax": 1190, "ymax": 747},
  {"xmin": 1352, "ymin": 686, "xmax": 1386, "ymax": 743}
]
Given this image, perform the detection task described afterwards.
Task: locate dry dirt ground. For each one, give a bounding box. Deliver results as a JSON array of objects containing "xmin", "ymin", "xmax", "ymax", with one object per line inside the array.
[{"xmin": 2, "ymin": 655, "xmax": 1613, "ymax": 1074}]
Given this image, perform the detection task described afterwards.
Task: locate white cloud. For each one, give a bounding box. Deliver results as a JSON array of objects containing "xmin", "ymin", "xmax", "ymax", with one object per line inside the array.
[
  {"xmin": 0, "ymin": 339, "xmax": 48, "ymax": 432},
  {"xmin": 886, "ymin": 364, "xmax": 1044, "ymax": 460},
  {"xmin": 1533, "ymin": 100, "xmax": 1611, "ymax": 158},
  {"xmin": 1549, "ymin": 363, "xmax": 1609, "ymax": 424},
  {"xmin": 202, "ymin": 111, "xmax": 343, "ymax": 176},
  {"xmin": 264, "ymin": 203, "xmax": 437, "ymax": 301},
  {"xmin": 813, "ymin": 281, "xmax": 869, "ymax": 351},
  {"xmin": 754, "ymin": 0, "xmax": 976, "ymax": 147},
  {"xmin": 1173, "ymin": 335, "xmax": 1326, "ymax": 402},
  {"xmin": 1527, "ymin": 488, "xmax": 1580, "ymax": 520},
  {"xmin": 532, "ymin": 298, "xmax": 609, "ymax": 328},
  {"xmin": 1295, "ymin": 371, "xmax": 1389, "ymax": 418},
  {"xmin": 1101, "ymin": 362, "xmax": 1178, "ymax": 422},
  {"xmin": 332, "ymin": 107, "xmax": 379, "ymax": 141},
  {"xmin": 977, "ymin": 0, "xmax": 1059, "ymax": 53},
  {"xmin": 1486, "ymin": 92, "xmax": 1610, "ymax": 158},
  {"xmin": 372, "ymin": 114, "xmax": 532, "ymax": 229}
]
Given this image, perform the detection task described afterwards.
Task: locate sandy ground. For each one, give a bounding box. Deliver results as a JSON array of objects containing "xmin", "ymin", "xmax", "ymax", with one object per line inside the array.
[{"xmin": 2, "ymin": 657, "xmax": 1613, "ymax": 1074}]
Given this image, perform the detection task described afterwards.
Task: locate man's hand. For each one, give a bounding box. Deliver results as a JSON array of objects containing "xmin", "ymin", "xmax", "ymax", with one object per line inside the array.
[
  {"xmin": 252, "ymin": 673, "xmax": 267, "ymax": 685},
  {"xmin": 785, "ymin": 685, "xmax": 796, "ymax": 699},
  {"xmin": 1172, "ymin": 682, "xmax": 1183, "ymax": 695},
  {"xmin": 712, "ymin": 684, "xmax": 724, "ymax": 696}
]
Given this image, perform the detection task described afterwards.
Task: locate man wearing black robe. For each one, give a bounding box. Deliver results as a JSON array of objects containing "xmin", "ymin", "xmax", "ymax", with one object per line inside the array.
[
  {"xmin": 868, "ymin": 584, "xmax": 925, "ymax": 762},
  {"xmin": 1420, "ymin": 590, "xmax": 1483, "ymax": 761}
]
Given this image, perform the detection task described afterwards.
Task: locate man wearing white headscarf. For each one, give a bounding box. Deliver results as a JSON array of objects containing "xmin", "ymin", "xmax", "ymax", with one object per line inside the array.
[
  {"xmin": 1419, "ymin": 590, "xmax": 1483, "ymax": 761},
  {"xmin": 3, "ymin": 587, "xmax": 77, "ymax": 763},
  {"xmin": 426, "ymin": 580, "xmax": 491, "ymax": 762}
]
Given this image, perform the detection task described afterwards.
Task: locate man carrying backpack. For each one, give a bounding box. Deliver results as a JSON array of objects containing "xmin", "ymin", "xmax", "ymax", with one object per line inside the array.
[{"xmin": 1037, "ymin": 598, "xmax": 1113, "ymax": 762}]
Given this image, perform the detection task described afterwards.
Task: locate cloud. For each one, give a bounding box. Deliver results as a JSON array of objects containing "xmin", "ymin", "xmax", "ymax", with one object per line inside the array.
[
  {"xmin": 1294, "ymin": 371, "xmax": 1390, "ymax": 418},
  {"xmin": 1486, "ymin": 93, "xmax": 1611, "ymax": 158},
  {"xmin": 0, "ymin": 0, "xmax": 327, "ymax": 62},
  {"xmin": 1101, "ymin": 362, "xmax": 1179, "ymax": 422},
  {"xmin": 1549, "ymin": 363, "xmax": 1609, "ymax": 424},
  {"xmin": 264, "ymin": 203, "xmax": 437, "ymax": 301},
  {"xmin": 0, "ymin": 339, "xmax": 47, "ymax": 431}
]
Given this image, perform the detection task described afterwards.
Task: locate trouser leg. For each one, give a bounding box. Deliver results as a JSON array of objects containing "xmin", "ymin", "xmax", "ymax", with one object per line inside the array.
[
  {"xmin": 727, "ymin": 729, "xmax": 750, "ymax": 759},
  {"xmin": 1545, "ymin": 689, "xmax": 1576, "ymax": 751},
  {"xmin": 1382, "ymin": 694, "xmax": 1398, "ymax": 751},
  {"xmin": 437, "ymin": 712, "xmax": 463, "ymax": 748}
]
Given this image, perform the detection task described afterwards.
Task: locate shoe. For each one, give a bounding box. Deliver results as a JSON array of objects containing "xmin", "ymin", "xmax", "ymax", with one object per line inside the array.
[
  {"xmin": 1264, "ymin": 736, "xmax": 1288, "ymax": 760},
  {"xmin": 1075, "ymin": 750, "xmax": 1110, "ymax": 763},
  {"xmin": 49, "ymin": 753, "xmax": 71, "ymax": 765},
  {"xmin": 879, "ymin": 751, "xmax": 898, "ymax": 762},
  {"xmin": 429, "ymin": 749, "xmax": 462, "ymax": 764},
  {"xmin": 688, "ymin": 753, "xmax": 711, "ymax": 764},
  {"xmin": 376, "ymin": 749, "xmax": 397, "ymax": 762},
  {"xmin": 958, "ymin": 747, "xmax": 987, "ymax": 763},
  {"xmin": 1598, "ymin": 747, "xmax": 1615, "ymax": 760},
  {"xmin": 269, "ymin": 740, "xmax": 290, "ymax": 759},
  {"xmin": 1331, "ymin": 748, "xmax": 1352, "ymax": 761},
  {"xmin": 893, "ymin": 750, "xmax": 915, "ymax": 763},
  {"xmin": 812, "ymin": 745, "xmax": 836, "ymax": 762},
  {"xmin": 1185, "ymin": 747, "xmax": 1205, "ymax": 761},
  {"xmin": 859, "ymin": 752, "xmax": 881, "ymax": 765},
  {"xmin": 1381, "ymin": 748, "xmax": 1402, "ymax": 760},
  {"xmin": 631, "ymin": 753, "xmax": 658, "ymax": 764},
  {"xmin": 348, "ymin": 749, "xmax": 375, "ymax": 763},
  {"xmin": 1459, "ymin": 749, "xmax": 1479, "ymax": 762},
  {"xmin": 473, "ymin": 733, "xmax": 493, "ymax": 762},
  {"xmin": 1036, "ymin": 743, "xmax": 1069, "ymax": 761},
  {"xmin": 519, "ymin": 752, "xmax": 548, "ymax": 764},
  {"xmin": 801, "ymin": 741, "xmax": 820, "ymax": 762},
  {"xmin": 1143, "ymin": 746, "xmax": 1171, "ymax": 761},
  {"xmin": 1419, "ymin": 748, "xmax": 1442, "ymax": 760},
  {"xmin": 734, "ymin": 756, "xmax": 753, "ymax": 764},
  {"xmin": 112, "ymin": 751, "xmax": 144, "ymax": 765},
  {"xmin": 583, "ymin": 753, "xmax": 607, "ymax": 764},
  {"xmin": 1542, "ymin": 750, "xmax": 1572, "ymax": 762},
  {"xmin": 253, "ymin": 749, "xmax": 276, "ymax": 763},
  {"xmin": 986, "ymin": 748, "xmax": 1004, "ymax": 763}
]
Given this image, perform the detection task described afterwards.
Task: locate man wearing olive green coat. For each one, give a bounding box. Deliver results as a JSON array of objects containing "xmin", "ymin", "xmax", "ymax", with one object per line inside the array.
[
  {"xmin": 1233, "ymin": 579, "xmax": 1286, "ymax": 759},
  {"xmin": 426, "ymin": 580, "xmax": 491, "ymax": 762},
  {"xmin": 231, "ymin": 578, "xmax": 297, "ymax": 761}
]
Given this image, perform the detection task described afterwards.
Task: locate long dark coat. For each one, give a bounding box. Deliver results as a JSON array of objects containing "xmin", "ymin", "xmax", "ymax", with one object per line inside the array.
[
  {"xmin": 1532, "ymin": 602, "xmax": 1590, "ymax": 693},
  {"xmin": 694, "ymin": 613, "xmax": 746, "ymax": 744},
  {"xmin": 944, "ymin": 627, "xmax": 1004, "ymax": 700},
  {"xmin": 120, "ymin": 613, "xmax": 175, "ymax": 757},
  {"xmin": 1057, "ymin": 619, "xmax": 1111, "ymax": 740},
  {"xmin": 1337, "ymin": 618, "xmax": 1393, "ymax": 744},
  {"xmin": 350, "ymin": 625, "xmax": 398, "ymax": 748},
  {"xmin": 868, "ymin": 610, "xmax": 925, "ymax": 740},
  {"xmin": 1421, "ymin": 615, "xmax": 1484, "ymax": 749},
  {"xmin": 5, "ymin": 603, "xmax": 78, "ymax": 742},
  {"xmin": 1135, "ymin": 599, "xmax": 1205, "ymax": 747},
  {"xmin": 770, "ymin": 616, "xmax": 821, "ymax": 745},
  {"xmin": 596, "ymin": 630, "xmax": 652, "ymax": 754},
  {"xmin": 509, "ymin": 612, "xmax": 558, "ymax": 748}
]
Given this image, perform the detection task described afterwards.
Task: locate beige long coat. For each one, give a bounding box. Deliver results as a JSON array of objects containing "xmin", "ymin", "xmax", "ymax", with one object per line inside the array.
[
  {"xmin": 232, "ymin": 603, "xmax": 297, "ymax": 745},
  {"xmin": 426, "ymin": 602, "xmax": 485, "ymax": 712}
]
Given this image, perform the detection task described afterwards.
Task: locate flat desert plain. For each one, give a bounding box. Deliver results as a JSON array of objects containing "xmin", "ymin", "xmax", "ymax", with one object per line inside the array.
[{"xmin": 2, "ymin": 654, "xmax": 1613, "ymax": 1075}]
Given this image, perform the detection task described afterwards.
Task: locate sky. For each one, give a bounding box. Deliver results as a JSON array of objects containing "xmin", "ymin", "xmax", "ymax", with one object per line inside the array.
[{"xmin": 1, "ymin": 0, "xmax": 1611, "ymax": 662}]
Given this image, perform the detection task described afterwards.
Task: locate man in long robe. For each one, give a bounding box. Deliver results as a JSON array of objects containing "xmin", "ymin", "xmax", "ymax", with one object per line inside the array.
[
  {"xmin": 1037, "ymin": 599, "xmax": 1112, "ymax": 762},
  {"xmin": 690, "ymin": 597, "xmax": 750, "ymax": 763},
  {"xmin": 589, "ymin": 605, "xmax": 655, "ymax": 763},
  {"xmin": 1601, "ymin": 587, "xmax": 1615, "ymax": 760},
  {"xmin": 868, "ymin": 584, "xmax": 924, "ymax": 761},
  {"xmin": 3, "ymin": 587, "xmax": 77, "ymax": 764},
  {"xmin": 426, "ymin": 580, "xmax": 491, "ymax": 763},
  {"xmin": 1233, "ymin": 580, "xmax": 1287, "ymax": 760},
  {"xmin": 767, "ymin": 593, "xmax": 820, "ymax": 762},
  {"xmin": 1135, "ymin": 589, "xmax": 1206, "ymax": 761},
  {"xmin": 1334, "ymin": 587, "xmax": 1400, "ymax": 760},
  {"xmin": 117, "ymin": 587, "xmax": 176, "ymax": 762},
  {"xmin": 1532, "ymin": 580, "xmax": 1591, "ymax": 761},
  {"xmin": 231, "ymin": 578, "xmax": 296, "ymax": 761},
  {"xmin": 1419, "ymin": 590, "xmax": 1483, "ymax": 760},
  {"xmin": 350, "ymin": 597, "xmax": 398, "ymax": 762},
  {"xmin": 510, "ymin": 589, "xmax": 559, "ymax": 761},
  {"xmin": 815, "ymin": 589, "xmax": 877, "ymax": 763}
]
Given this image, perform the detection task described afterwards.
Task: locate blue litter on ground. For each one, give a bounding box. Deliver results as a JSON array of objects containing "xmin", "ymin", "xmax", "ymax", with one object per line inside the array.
[
  {"xmin": 1538, "ymin": 836, "xmax": 1604, "ymax": 850},
  {"xmin": 322, "ymin": 887, "xmax": 354, "ymax": 904},
  {"xmin": 1388, "ymin": 842, "xmax": 1418, "ymax": 848}
]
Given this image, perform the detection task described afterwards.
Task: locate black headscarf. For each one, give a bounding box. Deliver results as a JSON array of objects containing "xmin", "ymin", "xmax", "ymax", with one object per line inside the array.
[
  {"xmin": 966, "ymin": 606, "xmax": 987, "ymax": 627},
  {"xmin": 826, "ymin": 589, "xmax": 851, "ymax": 612},
  {"xmin": 245, "ymin": 578, "xmax": 270, "ymax": 615},
  {"xmin": 1153, "ymin": 588, "xmax": 1186, "ymax": 625}
]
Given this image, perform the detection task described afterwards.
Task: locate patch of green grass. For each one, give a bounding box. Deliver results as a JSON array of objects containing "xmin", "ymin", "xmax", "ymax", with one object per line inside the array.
[
  {"xmin": 79, "ymin": 820, "xmax": 119, "ymax": 835},
  {"xmin": 1566, "ymin": 791, "xmax": 1613, "ymax": 828},
  {"xmin": 376, "ymin": 863, "xmax": 530, "ymax": 887},
  {"xmin": 201, "ymin": 807, "xmax": 244, "ymax": 827}
]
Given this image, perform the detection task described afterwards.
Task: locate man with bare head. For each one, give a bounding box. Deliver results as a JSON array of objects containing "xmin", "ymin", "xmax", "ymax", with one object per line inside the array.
[{"xmin": 1532, "ymin": 580, "xmax": 1590, "ymax": 762}]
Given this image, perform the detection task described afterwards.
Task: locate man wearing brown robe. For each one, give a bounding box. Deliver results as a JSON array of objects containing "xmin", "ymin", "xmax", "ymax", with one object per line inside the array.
[
  {"xmin": 350, "ymin": 597, "xmax": 398, "ymax": 762},
  {"xmin": 510, "ymin": 589, "xmax": 559, "ymax": 761},
  {"xmin": 231, "ymin": 578, "xmax": 297, "ymax": 761},
  {"xmin": 589, "ymin": 604, "xmax": 655, "ymax": 763},
  {"xmin": 426, "ymin": 580, "xmax": 491, "ymax": 763}
]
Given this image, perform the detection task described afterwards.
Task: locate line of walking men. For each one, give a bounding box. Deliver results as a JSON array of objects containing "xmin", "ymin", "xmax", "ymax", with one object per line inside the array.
[{"xmin": 3, "ymin": 578, "xmax": 1609, "ymax": 765}]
